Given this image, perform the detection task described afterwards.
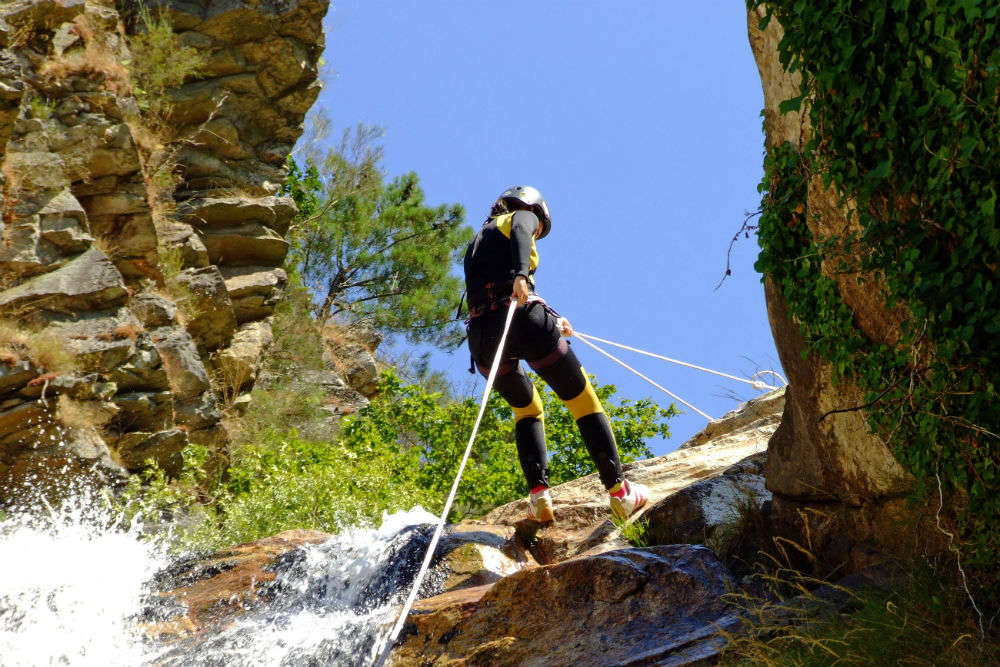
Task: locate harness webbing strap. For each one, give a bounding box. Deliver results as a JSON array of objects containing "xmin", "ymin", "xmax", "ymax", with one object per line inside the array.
[{"xmin": 373, "ymin": 299, "xmax": 519, "ymax": 667}]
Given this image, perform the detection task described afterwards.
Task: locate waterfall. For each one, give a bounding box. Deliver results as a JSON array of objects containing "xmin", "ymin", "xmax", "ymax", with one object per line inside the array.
[
  {"xmin": 0, "ymin": 487, "xmax": 169, "ymax": 667},
  {"xmin": 0, "ymin": 489, "xmax": 440, "ymax": 667}
]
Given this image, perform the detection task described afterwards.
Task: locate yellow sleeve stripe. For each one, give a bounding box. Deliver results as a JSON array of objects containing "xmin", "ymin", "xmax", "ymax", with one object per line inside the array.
[{"xmin": 512, "ymin": 385, "xmax": 544, "ymax": 422}]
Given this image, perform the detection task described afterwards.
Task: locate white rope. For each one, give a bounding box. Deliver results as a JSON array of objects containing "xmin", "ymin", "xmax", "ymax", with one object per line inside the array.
[
  {"xmin": 575, "ymin": 331, "xmax": 780, "ymax": 391},
  {"xmin": 750, "ymin": 369, "xmax": 789, "ymax": 387},
  {"xmin": 373, "ymin": 300, "xmax": 519, "ymax": 667},
  {"xmin": 572, "ymin": 333, "xmax": 715, "ymax": 421}
]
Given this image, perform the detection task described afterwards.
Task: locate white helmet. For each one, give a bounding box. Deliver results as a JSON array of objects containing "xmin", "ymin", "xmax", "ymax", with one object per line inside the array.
[{"xmin": 495, "ymin": 185, "xmax": 552, "ymax": 239}]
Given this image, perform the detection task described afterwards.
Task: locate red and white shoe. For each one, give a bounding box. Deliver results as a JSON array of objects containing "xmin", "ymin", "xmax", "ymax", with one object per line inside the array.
[
  {"xmin": 609, "ymin": 479, "xmax": 649, "ymax": 520},
  {"xmin": 528, "ymin": 486, "xmax": 555, "ymax": 523}
]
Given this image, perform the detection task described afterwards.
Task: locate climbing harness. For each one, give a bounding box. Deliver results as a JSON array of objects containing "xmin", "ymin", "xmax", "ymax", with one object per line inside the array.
[
  {"xmin": 373, "ymin": 299, "xmax": 519, "ymax": 667},
  {"xmin": 574, "ymin": 332, "xmax": 785, "ymax": 391}
]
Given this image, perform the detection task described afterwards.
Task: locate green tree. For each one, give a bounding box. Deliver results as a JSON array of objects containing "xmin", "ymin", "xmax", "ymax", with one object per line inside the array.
[
  {"xmin": 340, "ymin": 370, "xmax": 677, "ymax": 518},
  {"xmin": 284, "ymin": 125, "xmax": 473, "ymax": 347}
]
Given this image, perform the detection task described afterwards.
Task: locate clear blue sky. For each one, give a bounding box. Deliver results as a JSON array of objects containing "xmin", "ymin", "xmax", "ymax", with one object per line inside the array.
[{"xmin": 303, "ymin": 1, "xmax": 781, "ymax": 455}]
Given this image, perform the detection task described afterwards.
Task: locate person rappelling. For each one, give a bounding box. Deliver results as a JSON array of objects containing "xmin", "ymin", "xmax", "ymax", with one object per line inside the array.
[{"xmin": 462, "ymin": 185, "xmax": 650, "ymax": 522}]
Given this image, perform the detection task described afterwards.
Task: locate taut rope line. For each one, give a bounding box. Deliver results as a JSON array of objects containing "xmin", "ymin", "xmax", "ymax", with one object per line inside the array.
[
  {"xmin": 373, "ymin": 300, "xmax": 519, "ymax": 667},
  {"xmin": 574, "ymin": 331, "xmax": 781, "ymax": 391},
  {"xmin": 572, "ymin": 333, "xmax": 715, "ymax": 421}
]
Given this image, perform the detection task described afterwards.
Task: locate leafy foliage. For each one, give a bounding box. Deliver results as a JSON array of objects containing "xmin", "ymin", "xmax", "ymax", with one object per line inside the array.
[
  {"xmin": 125, "ymin": 4, "xmax": 203, "ymax": 119},
  {"xmin": 121, "ymin": 370, "xmax": 675, "ymax": 548},
  {"xmin": 283, "ymin": 126, "xmax": 473, "ymax": 348},
  {"xmin": 750, "ymin": 1, "xmax": 1000, "ymax": 575},
  {"xmin": 339, "ymin": 370, "xmax": 675, "ymax": 518}
]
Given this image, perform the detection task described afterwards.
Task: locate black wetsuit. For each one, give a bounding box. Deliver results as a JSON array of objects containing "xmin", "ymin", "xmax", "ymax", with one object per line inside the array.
[{"xmin": 464, "ymin": 211, "xmax": 624, "ymax": 491}]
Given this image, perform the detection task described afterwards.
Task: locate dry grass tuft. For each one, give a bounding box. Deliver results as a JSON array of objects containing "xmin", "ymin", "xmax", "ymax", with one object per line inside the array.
[
  {"xmin": 155, "ymin": 245, "xmax": 199, "ymax": 325},
  {"xmin": 37, "ymin": 16, "xmax": 131, "ymax": 96},
  {"xmin": 209, "ymin": 352, "xmax": 255, "ymax": 408},
  {"xmin": 91, "ymin": 235, "xmax": 122, "ymax": 261},
  {"xmin": 717, "ymin": 560, "xmax": 1000, "ymax": 667},
  {"xmin": 113, "ymin": 323, "xmax": 144, "ymax": 340},
  {"xmin": 0, "ymin": 320, "xmax": 76, "ymax": 374}
]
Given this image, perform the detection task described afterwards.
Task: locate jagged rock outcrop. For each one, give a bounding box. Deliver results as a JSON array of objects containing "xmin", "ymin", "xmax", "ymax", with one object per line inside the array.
[
  {"xmin": 323, "ymin": 320, "xmax": 383, "ymax": 398},
  {"xmin": 0, "ymin": 0, "xmax": 328, "ymax": 499},
  {"xmin": 747, "ymin": 7, "xmax": 938, "ymax": 569}
]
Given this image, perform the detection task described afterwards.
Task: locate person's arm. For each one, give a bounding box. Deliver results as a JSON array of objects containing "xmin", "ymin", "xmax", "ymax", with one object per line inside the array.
[
  {"xmin": 510, "ymin": 210, "xmax": 538, "ymax": 305},
  {"xmin": 509, "ymin": 210, "xmax": 539, "ymax": 278}
]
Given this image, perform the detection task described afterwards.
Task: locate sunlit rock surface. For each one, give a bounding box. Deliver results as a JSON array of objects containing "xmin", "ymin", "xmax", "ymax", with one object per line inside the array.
[{"xmin": 0, "ymin": 0, "xmax": 329, "ymax": 498}]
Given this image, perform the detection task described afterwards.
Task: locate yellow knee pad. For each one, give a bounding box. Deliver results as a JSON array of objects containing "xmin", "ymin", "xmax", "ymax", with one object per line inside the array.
[
  {"xmin": 512, "ymin": 385, "xmax": 544, "ymax": 422},
  {"xmin": 563, "ymin": 369, "xmax": 604, "ymax": 420}
]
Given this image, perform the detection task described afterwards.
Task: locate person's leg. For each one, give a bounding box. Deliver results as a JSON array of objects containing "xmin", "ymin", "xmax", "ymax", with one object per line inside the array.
[
  {"xmin": 491, "ymin": 365, "xmax": 549, "ymax": 491},
  {"xmin": 511, "ymin": 303, "xmax": 624, "ymax": 490},
  {"xmin": 468, "ymin": 310, "xmax": 548, "ymax": 491},
  {"xmin": 529, "ymin": 340, "xmax": 624, "ymax": 490}
]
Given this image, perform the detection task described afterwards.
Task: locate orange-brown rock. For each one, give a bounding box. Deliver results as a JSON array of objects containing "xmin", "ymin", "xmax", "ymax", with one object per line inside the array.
[
  {"xmin": 142, "ymin": 529, "xmax": 329, "ymax": 642},
  {"xmin": 390, "ymin": 545, "xmax": 738, "ymax": 667}
]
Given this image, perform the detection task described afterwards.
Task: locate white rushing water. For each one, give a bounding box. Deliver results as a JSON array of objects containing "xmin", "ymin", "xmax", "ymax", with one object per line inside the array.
[
  {"xmin": 0, "ymin": 490, "xmax": 439, "ymax": 667},
  {"xmin": 0, "ymin": 488, "xmax": 169, "ymax": 667}
]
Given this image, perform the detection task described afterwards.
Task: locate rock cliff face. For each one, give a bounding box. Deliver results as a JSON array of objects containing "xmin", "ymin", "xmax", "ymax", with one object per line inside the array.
[
  {"xmin": 746, "ymin": 7, "xmax": 939, "ymax": 569},
  {"xmin": 0, "ymin": 0, "xmax": 328, "ymax": 498}
]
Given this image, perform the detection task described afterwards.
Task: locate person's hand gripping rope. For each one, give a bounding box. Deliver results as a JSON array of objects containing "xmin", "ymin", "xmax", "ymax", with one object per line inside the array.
[{"xmin": 511, "ymin": 275, "xmax": 573, "ymax": 336}]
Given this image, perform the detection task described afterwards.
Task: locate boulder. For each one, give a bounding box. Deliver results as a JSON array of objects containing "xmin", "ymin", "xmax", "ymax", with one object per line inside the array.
[
  {"xmin": 645, "ymin": 452, "xmax": 769, "ymax": 547},
  {"xmin": 110, "ymin": 391, "xmax": 173, "ymax": 434},
  {"xmin": 149, "ymin": 327, "xmax": 210, "ymax": 400},
  {"xmin": 434, "ymin": 526, "xmax": 535, "ymax": 594},
  {"xmin": 174, "ymin": 267, "xmax": 237, "ymax": 352},
  {"xmin": 326, "ymin": 340, "xmax": 378, "ymax": 396},
  {"xmin": 177, "ymin": 196, "xmax": 297, "ymax": 234},
  {"xmin": 200, "ymin": 224, "xmax": 290, "ymax": 267},
  {"xmin": 220, "ymin": 266, "xmax": 287, "ymax": 322},
  {"xmin": 109, "ymin": 345, "xmax": 171, "ymax": 393},
  {"xmin": 131, "ymin": 293, "xmax": 179, "ymax": 328},
  {"xmin": 36, "ymin": 188, "xmax": 93, "ymax": 255},
  {"xmin": 212, "ymin": 319, "xmax": 274, "ymax": 392},
  {"xmin": 392, "ymin": 545, "xmax": 737, "ymax": 667},
  {"xmin": 0, "ymin": 247, "xmax": 127, "ymax": 315},
  {"xmin": 173, "ymin": 392, "xmax": 223, "ymax": 431},
  {"xmin": 116, "ymin": 428, "xmax": 189, "ymax": 473}
]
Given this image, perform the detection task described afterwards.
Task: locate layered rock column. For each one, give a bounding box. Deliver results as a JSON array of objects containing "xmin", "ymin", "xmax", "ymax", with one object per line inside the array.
[
  {"xmin": 747, "ymin": 6, "xmax": 937, "ymax": 569},
  {"xmin": 0, "ymin": 0, "xmax": 328, "ymax": 498}
]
